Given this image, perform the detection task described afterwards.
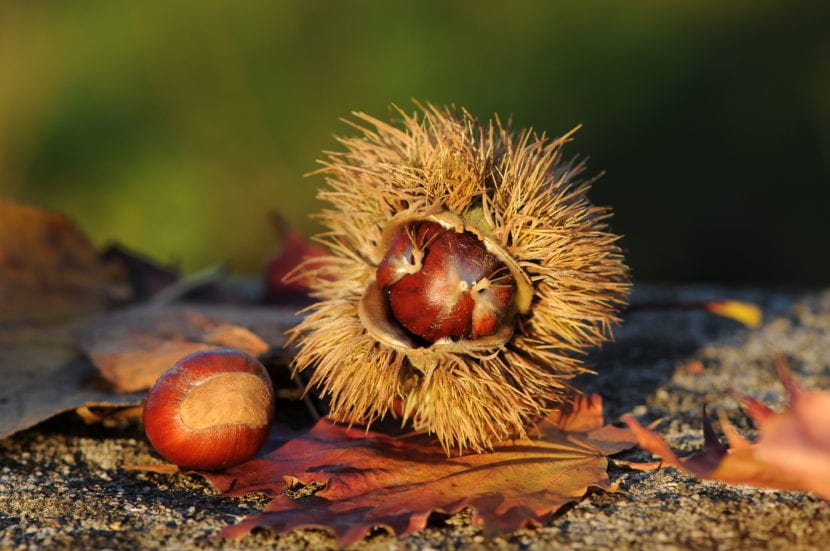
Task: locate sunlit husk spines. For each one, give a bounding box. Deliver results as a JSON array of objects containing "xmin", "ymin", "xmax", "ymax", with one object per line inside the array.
[{"xmin": 288, "ymin": 104, "xmax": 629, "ymax": 452}]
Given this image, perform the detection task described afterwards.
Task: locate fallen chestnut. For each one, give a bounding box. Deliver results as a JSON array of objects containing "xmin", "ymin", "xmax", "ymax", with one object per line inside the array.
[{"xmin": 143, "ymin": 348, "xmax": 275, "ymax": 471}]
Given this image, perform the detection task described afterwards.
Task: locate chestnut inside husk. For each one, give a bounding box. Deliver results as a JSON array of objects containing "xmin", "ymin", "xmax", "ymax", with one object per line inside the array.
[{"xmin": 359, "ymin": 212, "xmax": 534, "ymax": 354}]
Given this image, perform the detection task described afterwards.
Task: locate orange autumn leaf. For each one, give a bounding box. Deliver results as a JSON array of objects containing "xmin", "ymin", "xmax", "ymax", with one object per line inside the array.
[
  {"xmin": 623, "ymin": 357, "xmax": 830, "ymax": 499},
  {"xmin": 202, "ymin": 394, "xmax": 635, "ymax": 547}
]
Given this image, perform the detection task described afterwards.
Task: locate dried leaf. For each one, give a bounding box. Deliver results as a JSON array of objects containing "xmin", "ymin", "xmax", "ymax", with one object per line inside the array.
[
  {"xmin": 124, "ymin": 463, "xmax": 181, "ymax": 475},
  {"xmin": 623, "ymin": 358, "xmax": 830, "ymax": 499},
  {"xmin": 0, "ymin": 327, "xmax": 143, "ymax": 438},
  {"xmin": 0, "ymin": 202, "xmax": 141, "ymax": 438},
  {"xmin": 78, "ymin": 304, "xmax": 298, "ymax": 392},
  {"xmin": 0, "ymin": 202, "xmax": 300, "ymax": 438},
  {"xmin": 703, "ymin": 300, "xmax": 763, "ymax": 328},
  {"xmin": 0, "ymin": 200, "xmax": 110, "ymax": 323},
  {"xmin": 628, "ymin": 298, "xmax": 762, "ymax": 328},
  {"xmin": 202, "ymin": 394, "xmax": 635, "ymax": 546},
  {"xmin": 75, "ymin": 404, "xmax": 144, "ymax": 427}
]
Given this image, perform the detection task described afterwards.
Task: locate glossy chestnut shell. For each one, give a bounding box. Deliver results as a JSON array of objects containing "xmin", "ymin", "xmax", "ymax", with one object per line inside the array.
[
  {"xmin": 377, "ymin": 221, "xmax": 515, "ymax": 343},
  {"xmin": 359, "ymin": 212, "xmax": 534, "ymax": 354},
  {"xmin": 143, "ymin": 349, "xmax": 275, "ymax": 471}
]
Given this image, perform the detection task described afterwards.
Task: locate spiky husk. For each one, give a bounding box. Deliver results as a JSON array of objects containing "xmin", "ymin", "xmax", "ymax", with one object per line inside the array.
[{"xmin": 289, "ymin": 104, "xmax": 629, "ymax": 452}]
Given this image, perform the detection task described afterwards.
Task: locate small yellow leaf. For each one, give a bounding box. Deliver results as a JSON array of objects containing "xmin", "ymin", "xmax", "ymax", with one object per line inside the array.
[{"xmin": 704, "ymin": 299, "xmax": 763, "ymax": 328}]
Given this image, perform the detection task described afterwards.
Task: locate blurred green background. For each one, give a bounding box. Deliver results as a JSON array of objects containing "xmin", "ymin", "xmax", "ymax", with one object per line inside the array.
[{"xmin": 2, "ymin": 1, "xmax": 828, "ymax": 285}]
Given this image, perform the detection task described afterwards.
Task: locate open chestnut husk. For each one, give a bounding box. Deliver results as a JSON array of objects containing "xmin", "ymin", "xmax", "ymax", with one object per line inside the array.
[{"xmin": 287, "ymin": 104, "xmax": 629, "ymax": 452}]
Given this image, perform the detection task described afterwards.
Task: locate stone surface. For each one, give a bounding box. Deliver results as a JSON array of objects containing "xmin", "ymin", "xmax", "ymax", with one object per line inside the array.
[{"xmin": 1, "ymin": 285, "xmax": 829, "ymax": 550}]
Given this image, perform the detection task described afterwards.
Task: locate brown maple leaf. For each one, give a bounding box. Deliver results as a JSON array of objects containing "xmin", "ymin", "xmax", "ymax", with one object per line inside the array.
[
  {"xmin": 622, "ymin": 356, "xmax": 830, "ymax": 499},
  {"xmin": 202, "ymin": 394, "xmax": 635, "ymax": 546}
]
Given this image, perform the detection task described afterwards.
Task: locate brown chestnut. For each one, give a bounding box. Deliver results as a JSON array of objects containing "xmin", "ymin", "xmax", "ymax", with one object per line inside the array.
[
  {"xmin": 377, "ymin": 221, "xmax": 516, "ymax": 343},
  {"xmin": 143, "ymin": 348, "xmax": 275, "ymax": 471}
]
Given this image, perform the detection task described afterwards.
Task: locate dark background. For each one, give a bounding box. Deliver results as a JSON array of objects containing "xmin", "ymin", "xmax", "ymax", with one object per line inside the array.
[{"xmin": 1, "ymin": 1, "xmax": 828, "ymax": 285}]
